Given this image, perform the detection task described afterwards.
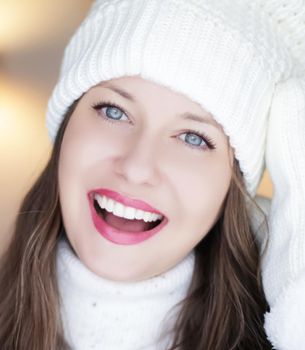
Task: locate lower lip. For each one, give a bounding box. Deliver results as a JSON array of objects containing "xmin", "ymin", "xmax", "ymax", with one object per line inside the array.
[{"xmin": 88, "ymin": 195, "xmax": 168, "ymax": 245}]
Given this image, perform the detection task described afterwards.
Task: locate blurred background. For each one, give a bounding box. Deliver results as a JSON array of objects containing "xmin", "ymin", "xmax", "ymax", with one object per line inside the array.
[
  {"xmin": 0, "ymin": 0, "xmax": 92, "ymax": 254},
  {"xmin": 0, "ymin": 0, "xmax": 272, "ymax": 255}
]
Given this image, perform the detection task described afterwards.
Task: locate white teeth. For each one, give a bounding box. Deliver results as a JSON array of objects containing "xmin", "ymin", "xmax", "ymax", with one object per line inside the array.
[
  {"xmin": 94, "ymin": 194, "xmax": 163, "ymax": 222},
  {"xmin": 113, "ymin": 202, "xmax": 124, "ymax": 217},
  {"xmin": 102, "ymin": 195, "xmax": 107, "ymax": 208},
  {"xmin": 124, "ymin": 207, "xmax": 136, "ymax": 219},
  {"xmin": 96, "ymin": 194, "xmax": 105, "ymax": 209},
  {"xmin": 135, "ymin": 209, "xmax": 145, "ymax": 220},
  {"xmin": 143, "ymin": 212, "xmax": 152, "ymax": 223},
  {"xmin": 105, "ymin": 198, "xmax": 114, "ymax": 212}
]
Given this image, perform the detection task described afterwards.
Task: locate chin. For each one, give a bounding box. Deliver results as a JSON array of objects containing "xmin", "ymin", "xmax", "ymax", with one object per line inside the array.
[
  {"xmin": 96, "ymin": 267, "xmax": 147, "ymax": 282},
  {"xmin": 81, "ymin": 257, "xmax": 144, "ymax": 282}
]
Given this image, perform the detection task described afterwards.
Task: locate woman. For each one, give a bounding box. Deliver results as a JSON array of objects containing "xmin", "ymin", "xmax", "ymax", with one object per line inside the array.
[{"xmin": 1, "ymin": 0, "xmax": 304, "ymax": 349}]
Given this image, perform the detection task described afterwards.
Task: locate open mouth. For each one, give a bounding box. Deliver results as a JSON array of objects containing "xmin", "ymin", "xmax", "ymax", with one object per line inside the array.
[
  {"xmin": 93, "ymin": 198, "xmax": 163, "ymax": 233},
  {"xmin": 88, "ymin": 191, "xmax": 168, "ymax": 245}
]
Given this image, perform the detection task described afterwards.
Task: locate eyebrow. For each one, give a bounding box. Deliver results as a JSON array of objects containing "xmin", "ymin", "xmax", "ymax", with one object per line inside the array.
[
  {"xmin": 100, "ymin": 84, "xmax": 221, "ymax": 130},
  {"xmin": 101, "ymin": 84, "xmax": 136, "ymax": 102},
  {"xmin": 178, "ymin": 113, "xmax": 221, "ymax": 129}
]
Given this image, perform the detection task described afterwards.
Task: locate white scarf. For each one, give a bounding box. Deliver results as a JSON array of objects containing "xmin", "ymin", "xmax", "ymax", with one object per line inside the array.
[{"xmin": 56, "ymin": 239, "xmax": 195, "ymax": 350}]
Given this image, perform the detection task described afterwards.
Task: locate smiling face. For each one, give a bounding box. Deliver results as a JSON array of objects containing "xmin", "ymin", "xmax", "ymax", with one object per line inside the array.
[{"xmin": 58, "ymin": 75, "xmax": 234, "ymax": 282}]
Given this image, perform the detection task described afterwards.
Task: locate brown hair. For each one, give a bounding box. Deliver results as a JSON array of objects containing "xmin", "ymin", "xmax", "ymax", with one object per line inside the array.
[
  {"xmin": 0, "ymin": 101, "xmax": 271, "ymax": 350},
  {"xmin": 168, "ymin": 159, "xmax": 271, "ymax": 349}
]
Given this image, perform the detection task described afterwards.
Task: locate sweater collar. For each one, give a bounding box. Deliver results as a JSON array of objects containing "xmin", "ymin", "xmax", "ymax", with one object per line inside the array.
[
  {"xmin": 56, "ymin": 238, "xmax": 195, "ymax": 349},
  {"xmin": 57, "ymin": 237, "xmax": 195, "ymax": 299}
]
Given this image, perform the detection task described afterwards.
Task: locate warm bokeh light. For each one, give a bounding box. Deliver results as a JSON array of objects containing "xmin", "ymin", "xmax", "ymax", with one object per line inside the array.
[
  {"xmin": 0, "ymin": 0, "xmax": 91, "ymax": 254},
  {"xmin": 0, "ymin": 0, "xmax": 91, "ymax": 52},
  {"xmin": 257, "ymin": 170, "xmax": 273, "ymax": 198},
  {"xmin": 0, "ymin": 74, "xmax": 51, "ymax": 254}
]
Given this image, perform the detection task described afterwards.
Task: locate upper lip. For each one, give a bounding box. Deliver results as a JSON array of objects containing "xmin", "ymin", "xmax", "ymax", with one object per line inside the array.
[{"xmin": 90, "ymin": 188, "xmax": 164, "ymax": 216}]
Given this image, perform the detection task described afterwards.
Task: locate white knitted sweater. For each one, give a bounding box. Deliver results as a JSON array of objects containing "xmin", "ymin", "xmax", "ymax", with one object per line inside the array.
[{"xmin": 56, "ymin": 239, "xmax": 195, "ymax": 350}]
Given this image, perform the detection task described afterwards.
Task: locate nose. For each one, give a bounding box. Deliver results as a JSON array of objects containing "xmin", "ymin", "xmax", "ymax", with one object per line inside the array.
[{"xmin": 114, "ymin": 133, "xmax": 161, "ymax": 187}]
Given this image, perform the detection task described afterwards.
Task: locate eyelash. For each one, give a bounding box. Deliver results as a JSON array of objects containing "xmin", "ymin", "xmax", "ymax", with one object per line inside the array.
[{"xmin": 91, "ymin": 101, "xmax": 217, "ymax": 151}]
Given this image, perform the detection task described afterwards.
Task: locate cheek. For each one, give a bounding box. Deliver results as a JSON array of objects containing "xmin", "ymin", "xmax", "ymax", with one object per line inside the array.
[
  {"xmin": 57, "ymin": 118, "xmax": 118, "ymax": 214},
  {"xmin": 166, "ymin": 152, "xmax": 231, "ymax": 225},
  {"xmin": 169, "ymin": 151, "xmax": 231, "ymax": 196},
  {"xmin": 58, "ymin": 120, "xmax": 127, "ymax": 182}
]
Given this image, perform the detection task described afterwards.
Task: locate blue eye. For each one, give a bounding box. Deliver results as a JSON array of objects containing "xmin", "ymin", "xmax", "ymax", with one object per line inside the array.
[
  {"xmin": 104, "ymin": 106, "xmax": 128, "ymax": 120},
  {"xmin": 92, "ymin": 102, "xmax": 129, "ymax": 122},
  {"xmin": 184, "ymin": 133, "xmax": 203, "ymax": 146},
  {"xmin": 179, "ymin": 131, "xmax": 216, "ymax": 150}
]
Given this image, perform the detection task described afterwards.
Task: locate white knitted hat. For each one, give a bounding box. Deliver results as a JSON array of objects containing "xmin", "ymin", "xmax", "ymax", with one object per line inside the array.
[{"xmin": 46, "ymin": 0, "xmax": 305, "ymax": 196}]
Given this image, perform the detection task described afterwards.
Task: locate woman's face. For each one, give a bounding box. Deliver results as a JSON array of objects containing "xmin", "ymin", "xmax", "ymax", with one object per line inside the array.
[{"xmin": 58, "ymin": 76, "xmax": 233, "ymax": 281}]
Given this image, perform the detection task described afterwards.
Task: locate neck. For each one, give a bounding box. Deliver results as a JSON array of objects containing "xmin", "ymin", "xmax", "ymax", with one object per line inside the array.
[{"xmin": 56, "ymin": 238, "xmax": 195, "ymax": 350}]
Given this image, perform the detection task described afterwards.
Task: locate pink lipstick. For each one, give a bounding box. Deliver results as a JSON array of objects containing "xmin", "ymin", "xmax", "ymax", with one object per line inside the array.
[
  {"xmin": 88, "ymin": 189, "xmax": 168, "ymax": 245},
  {"xmin": 93, "ymin": 189, "xmax": 163, "ymax": 215}
]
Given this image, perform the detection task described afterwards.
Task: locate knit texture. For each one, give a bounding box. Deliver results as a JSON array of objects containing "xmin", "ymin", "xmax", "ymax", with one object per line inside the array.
[
  {"xmin": 262, "ymin": 77, "xmax": 305, "ymax": 348},
  {"xmin": 46, "ymin": 0, "xmax": 305, "ymax": 196},
  {"xmin": 263, "ymin": 78, "xmax": 305, "ymax": 306},
  {"xmin": 264, "ymin": 273, "xmax": 305, "ymax": 350},
  {"xmin": 57, "ymin": 238, "xmax": 195, "ymax": 350}
]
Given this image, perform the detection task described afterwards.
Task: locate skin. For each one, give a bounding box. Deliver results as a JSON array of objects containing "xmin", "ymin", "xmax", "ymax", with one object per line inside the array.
[{"xmin": 58, "ymin": 75, "xmax": 234, "ymax": 282}]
